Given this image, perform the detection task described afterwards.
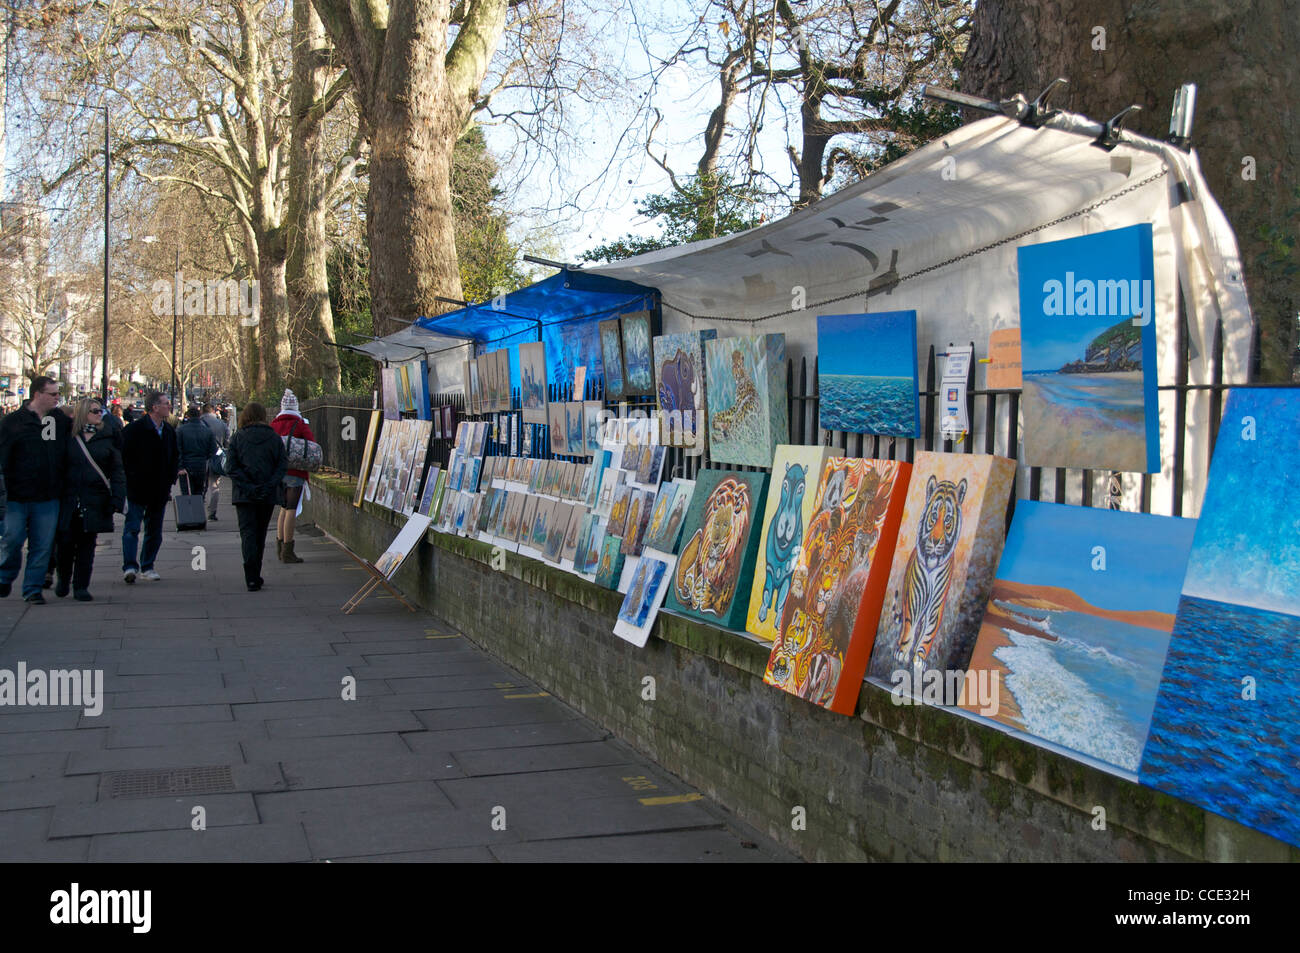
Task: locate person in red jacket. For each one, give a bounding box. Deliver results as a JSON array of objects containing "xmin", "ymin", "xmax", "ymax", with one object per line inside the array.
[{"xmin": 269, "ymin": 389, "xmax": 314, "ymax": 563}]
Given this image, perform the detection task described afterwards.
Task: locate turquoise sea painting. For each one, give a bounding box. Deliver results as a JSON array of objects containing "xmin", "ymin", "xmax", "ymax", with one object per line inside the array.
[
  {"xmin": 961, "ymin": 501, "xmax": 1195, "ymax": 773},
  {"xmin": 1139, "ymin": 389, "xmax": 1300, "ymax": 847},
  {"xmin": 1017, "ymin": 224, "xmax": 1159, "ymax": 473},
  {"xmin": 817, "ymin": 312, "xmax": 919, "ymax": 438},
  {"xmin": 705, "ymin": 333, "xmax": 788, "ymax": 467}
]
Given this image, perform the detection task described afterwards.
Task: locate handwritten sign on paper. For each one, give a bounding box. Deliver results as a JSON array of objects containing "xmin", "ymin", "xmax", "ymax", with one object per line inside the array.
[{"xmin": 986, "ymin": 328, "xmax": 1023, "ymax": 390}]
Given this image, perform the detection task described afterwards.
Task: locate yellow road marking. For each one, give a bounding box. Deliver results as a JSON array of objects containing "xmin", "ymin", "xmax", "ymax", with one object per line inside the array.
[
  {"xmin": 503, "ymin": 691, "xmax": 549, "ymax": 699},
  {"xmin": 638, "ymin": 793, "xmax": 703, "ymax": 806},
  {"xmin": 425, "ymin": 634, "xmax": 460, "ymax": 640},
  {"xmin": 493, "ymin": 682, "xmax": 516, "ymax": 689}
]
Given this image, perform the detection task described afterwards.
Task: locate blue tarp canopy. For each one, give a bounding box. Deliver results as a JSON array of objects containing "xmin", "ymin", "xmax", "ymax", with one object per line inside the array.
[
  {"xmin": 413, "ymin": 269, "xmax": 654, "ymax": 345},
  {"xmin": 411, "ymin": 269, "xmax": 656, "ymax": 393}
]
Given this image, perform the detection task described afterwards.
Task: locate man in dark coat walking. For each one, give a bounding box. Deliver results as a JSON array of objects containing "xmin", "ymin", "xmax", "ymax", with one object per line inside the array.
[
  {"xmin": 120, "ymin": 390, "xmax": 180, "ymax": 583},
  {"xmin": 0, "ymin": 376, "xmax": 70, "ymax": 603}
]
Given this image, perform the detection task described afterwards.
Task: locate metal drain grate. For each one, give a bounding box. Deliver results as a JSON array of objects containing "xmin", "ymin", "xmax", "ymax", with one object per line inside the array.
[{"xmin": 105, "ymin": 765, "xmax": 236, "ymax": 799}]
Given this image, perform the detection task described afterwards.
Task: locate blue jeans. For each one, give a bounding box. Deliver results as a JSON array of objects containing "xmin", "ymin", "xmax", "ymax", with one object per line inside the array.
[
  {"xmin": 122, "ymin": 500, "xmax": 167, "ymax": 573},
  {"xmin": 0, "ymin": 499, "xmax": 61, "ymax": 597}
]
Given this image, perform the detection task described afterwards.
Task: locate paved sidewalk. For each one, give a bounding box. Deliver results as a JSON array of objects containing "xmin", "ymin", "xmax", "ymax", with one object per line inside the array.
[{"xmin": 0, "ymin": 492, "xmax": 793, "ymax": 862}]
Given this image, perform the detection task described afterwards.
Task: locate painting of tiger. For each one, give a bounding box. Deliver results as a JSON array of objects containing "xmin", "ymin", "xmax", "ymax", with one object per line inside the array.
[{"xmin": 891, "ymin": 475, "xmax": 968, "ymax": 670}]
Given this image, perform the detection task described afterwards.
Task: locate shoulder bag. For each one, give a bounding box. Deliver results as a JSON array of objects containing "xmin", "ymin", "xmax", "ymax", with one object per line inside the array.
[{"xmin": 282, "ymin": 419, "xmax": 323, "ymax": 472}]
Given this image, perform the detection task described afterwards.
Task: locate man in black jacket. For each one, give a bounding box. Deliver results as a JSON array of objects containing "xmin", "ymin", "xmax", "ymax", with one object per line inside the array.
[
  {"xmin": 0, "ymin": 376, "xmax": 70, "ymax": 603},
  {"xmin": 120, "ymin": 390, "xmax": 180, "ymax": 583}
]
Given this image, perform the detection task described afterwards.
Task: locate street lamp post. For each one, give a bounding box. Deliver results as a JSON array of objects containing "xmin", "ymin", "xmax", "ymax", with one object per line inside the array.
[{"xmin": 172, "ymin": 246, "xmax": 179, "ymax": 401}]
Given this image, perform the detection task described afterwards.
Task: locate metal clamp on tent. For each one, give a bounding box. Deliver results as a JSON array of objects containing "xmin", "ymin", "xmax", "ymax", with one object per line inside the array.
[
  {"xmin": 1020, "ymin": 78, "xmax": 1068, "ymax": 129},
  {"xmin": 921, "ymin": 78, "xmax": 1066, "ymax": 129},
  {"xmin": 1093, "ymin": 104, "xmax": 1143, "ymax": 151}
]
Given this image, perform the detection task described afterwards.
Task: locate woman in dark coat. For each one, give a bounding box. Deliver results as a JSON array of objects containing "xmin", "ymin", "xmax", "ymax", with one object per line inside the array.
[
  {"xmin": 58, "ymin": 397, "xmax": 127, "ymax": 600},
  {"xmin": 225, "ymin": 402, "xmax": 288, "ymax": 591}
]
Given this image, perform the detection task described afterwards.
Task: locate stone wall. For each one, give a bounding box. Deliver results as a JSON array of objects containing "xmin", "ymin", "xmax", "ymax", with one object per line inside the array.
[{"xmin": 308, "ymin": 474, "xmax": 1297, "ymax": 863}]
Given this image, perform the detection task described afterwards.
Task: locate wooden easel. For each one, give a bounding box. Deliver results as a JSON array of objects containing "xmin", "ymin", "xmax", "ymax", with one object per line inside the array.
[{"xmin": 338, "ymin": 543, "xmax": 418, "ymax": 615}]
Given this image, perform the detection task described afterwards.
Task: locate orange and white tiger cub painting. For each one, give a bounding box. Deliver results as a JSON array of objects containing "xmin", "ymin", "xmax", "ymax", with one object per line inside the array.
[{"xmin": 868, "ymin": 451, "xmax": 1017, "ymax": 684}]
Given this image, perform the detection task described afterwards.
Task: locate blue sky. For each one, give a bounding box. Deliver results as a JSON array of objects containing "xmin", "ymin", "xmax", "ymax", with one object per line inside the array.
[
  {"xmin": 817, "ymin": 311, "xmax": 917, "ymax": 379},
  {"xmin": 997, "ymin": 500, "xmax": 1196, "ymax": 614},
  {"xmin": 1017, "ymin": 225, "xmax": 1154, "ymax": 371},
  {"xmin": 1181, "ymin": 390, "xmax": 1300, "ymax": 615}
]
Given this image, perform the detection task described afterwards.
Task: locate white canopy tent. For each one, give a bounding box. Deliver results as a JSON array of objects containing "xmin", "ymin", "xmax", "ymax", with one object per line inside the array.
[
  {"xmin": 345, "ymin": 324, "xmax": 472, "ymax": 397},
  {"xmin": 586, "ymin": 114, "xmax": 1253, "ymax": 516}
]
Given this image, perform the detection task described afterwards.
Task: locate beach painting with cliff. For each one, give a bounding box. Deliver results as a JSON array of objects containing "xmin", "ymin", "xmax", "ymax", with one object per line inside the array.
[
  {"xmin": 1018, "ymin": 224, "xmax": 1159, "ymax": 473},
  {"xmin": 960, "ymin": 501, "xmax": 1195, "ymax": 774}
]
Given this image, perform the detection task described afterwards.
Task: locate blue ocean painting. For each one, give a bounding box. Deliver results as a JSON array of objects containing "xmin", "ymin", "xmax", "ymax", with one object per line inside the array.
[
  {"xmin": 965, "ymin": 501, "xmax": 1195, "ymax": 773},
  {"xmin": 817, "ymin": 311, "xmax": 919, "ymax": 437},
  {"xmin": 1139, "ymin": 389, "xmax": 1300, "ymax": 847},
  {"xmin": 1017, "ymin": 224, "xmax": 1159, "ymax": 472}
]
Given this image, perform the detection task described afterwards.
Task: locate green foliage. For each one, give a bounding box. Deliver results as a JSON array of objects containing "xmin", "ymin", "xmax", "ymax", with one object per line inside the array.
[
  {"xmin": 325, "ymin": 129, "xmax": 528, "ymax": 395},
  {"xmin": 453, "ymin": 127, "xmax": 529, "ymax": 301},
  {"xmin": 579, "ymin": 172, "xmax": 766, "ymax": 263},
  {"xmin": 826, "ymin": 101, "xmax": 964, "ymax": 188}
]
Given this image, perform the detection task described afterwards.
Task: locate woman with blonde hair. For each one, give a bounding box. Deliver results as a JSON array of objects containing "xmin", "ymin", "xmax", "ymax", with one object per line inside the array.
[{"xmin": 57, "ymin": 397, "xmax": 126, "ymax": 600}]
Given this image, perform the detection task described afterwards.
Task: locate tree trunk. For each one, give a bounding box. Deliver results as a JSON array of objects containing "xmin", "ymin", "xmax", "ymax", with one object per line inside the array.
[
  {"xmin": 313, "ymin": 0, "xmax": 509, "ymax": 338},
  {"xmin": 288, "ymin": 0, "xmax": 342, "ymax": 393},
  {"xmin": 256, "ymin": 227, "xmax": 290, "ymax": 394},
  {"xmin": 963, "ymin": 0, "xmax": 1300, "ymax": 382},
  {"xmin": 365, "ymin": 3, "xmax": 464, "ymax": 333}
]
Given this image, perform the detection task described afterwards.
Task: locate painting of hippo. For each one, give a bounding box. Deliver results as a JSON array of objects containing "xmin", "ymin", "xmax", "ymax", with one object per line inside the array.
[{"xmin": 758, "ymin": 461, "xmax": 807, "ymax": 624}]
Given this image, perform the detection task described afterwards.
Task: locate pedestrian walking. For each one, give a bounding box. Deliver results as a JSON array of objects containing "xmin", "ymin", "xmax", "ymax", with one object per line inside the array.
[
  {"xmin": 269, "ymin": 389, "xmax": 314, "ymax": 564},
  {"xmin": 225, "ymin": 402, "xmax": 287, "ymax": 592},
  {"xmin": 201, "ymin": 402, "xmax": 229, "ymax": 520},
  {"xmin": 177, "ymin": 405, "xmax": 217, "ymax": 501},
  {"xmin": 102, "ymin": 400, "xmax": 125, "ymax": 451},
  {"xmin": 121, "ymin": 390, "xmax": 180, "ymax": 583},
  {"xmin": 0, "ymin": 376, "xmax": 71, "ymax": 603},
  {"xmin": 57, "ymin": 398, "xmax": 126, "ymax": 601}
]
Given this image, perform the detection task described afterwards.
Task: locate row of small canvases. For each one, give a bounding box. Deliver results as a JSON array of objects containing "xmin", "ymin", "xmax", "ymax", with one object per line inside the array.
[
  {"xmin": 381, "ymin": 360, "xmax": 432, "ymax": 421},
  {"xmin": 464, "ymin": 348, "xmax": 512, "ymax": 415}
]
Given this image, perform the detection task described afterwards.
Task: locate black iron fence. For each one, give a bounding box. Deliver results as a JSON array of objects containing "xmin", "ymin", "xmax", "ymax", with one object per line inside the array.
[{"xmin": 299, "ymin": 394, "xmax": 379, "ymax": 477}]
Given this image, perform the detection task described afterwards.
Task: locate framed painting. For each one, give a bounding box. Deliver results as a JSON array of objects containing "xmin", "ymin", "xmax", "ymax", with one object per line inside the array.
[
  {"xmin": 705, "ymin": 333, "xmax": 788, "ymax": 467},
  {"xmin": 960, "ymin": 501, "xmax": 1195, "ymax": 774},
  {"xmin": 619, "ymin": 311, "xmax": 657, "ymax": 396},
  {"xmin": 866, "ymin": 451, "xmax": 1017, "ymax": 683},
  {"xmin": 745, "ymin": 444, "xmax": 843, "ymax": 642},
  {"xmin": 599, "ymin": 318, "xmax": 626, "ymax": 401},
  {"xmin": 665, "ymin": 469, "xmax": 769, "ymax": 631},
  {"xmin": 653, "ymin": 330, "xmax": 716, "ymax": 450},
  {"xmin": 1018, "ymin": 224, "xmax": 1160, "ymax": 473},
  {"xmin": 1139, "ymin": 389, "xmax": 1300, "ymax": 846},
  {"xmin": 818, "ymin": 311, "xmax": 919, "ymax": 438},
  {"xmin": 762, "ymin": 457, "xmax": 911, "ymax": 715},
  {"xmin": 519, "ymin": 341, "xmax": 549, "ymax": 424}
]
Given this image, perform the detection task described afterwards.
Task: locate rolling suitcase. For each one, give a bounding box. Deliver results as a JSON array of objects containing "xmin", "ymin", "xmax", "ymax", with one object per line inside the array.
[{"xmin": 173, "ymin": 473, "xmax": 207, "ymax": 531}]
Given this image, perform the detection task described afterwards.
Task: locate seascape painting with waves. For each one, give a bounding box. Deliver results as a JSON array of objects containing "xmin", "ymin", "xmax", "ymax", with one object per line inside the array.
[
  {"xmin": 961, "ymin": 501, "xmax": 1195, "ymax": 774},
  {"xmin": 1139, "ymin": 389, "xmax": 1300, "ymax": 848},
  {"xmin": 817, "ymin": 311, "xmax": 919, "ymax": 438}
]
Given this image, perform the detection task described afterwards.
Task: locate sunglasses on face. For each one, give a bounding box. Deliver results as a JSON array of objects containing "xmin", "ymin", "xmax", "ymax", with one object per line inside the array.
[{"xmin": 89, "ymin": 407, "xmax": 103, "ymax": 415}]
